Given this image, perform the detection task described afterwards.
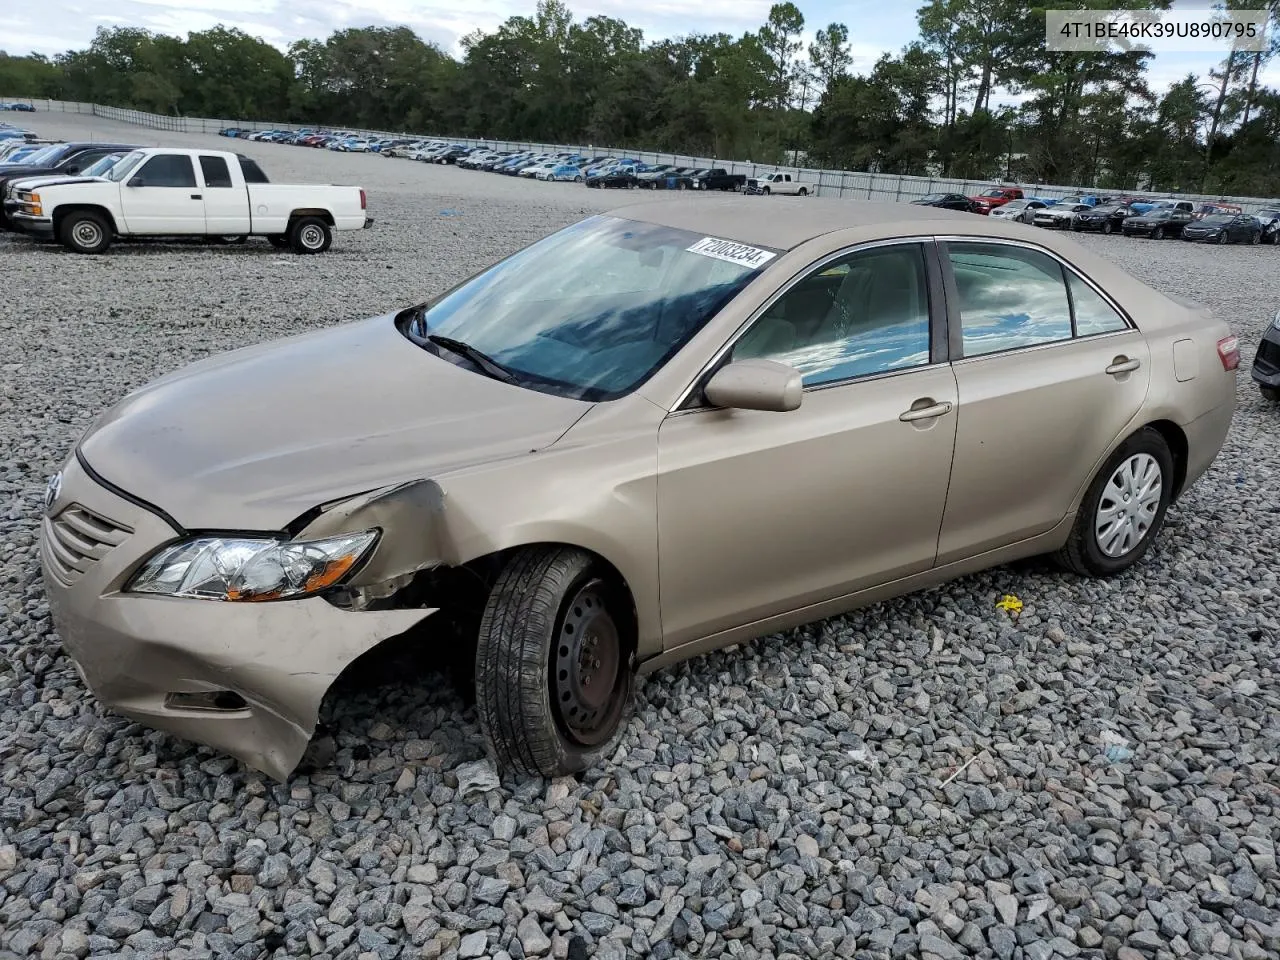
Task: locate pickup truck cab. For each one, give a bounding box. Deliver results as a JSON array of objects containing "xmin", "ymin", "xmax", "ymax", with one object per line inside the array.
[
  {"xmin": 968, "ymin": 186, "xmax": 1023, "ymax": 214},
  {"xmin": 693, "ymin": 168, "xmax": 747, "ymax": 192},
  {"xmin": 746, "ymin": 172, "xmax": 810, "ymax": 196},
  {"xmin": 11, "ymin": 147, "xmax": 371, "ymax": 254}
]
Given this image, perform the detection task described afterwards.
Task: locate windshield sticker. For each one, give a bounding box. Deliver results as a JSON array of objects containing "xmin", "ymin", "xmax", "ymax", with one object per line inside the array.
[{"xmin": 686, "ymin": 236, "xmax": 776, "ymax": 269}]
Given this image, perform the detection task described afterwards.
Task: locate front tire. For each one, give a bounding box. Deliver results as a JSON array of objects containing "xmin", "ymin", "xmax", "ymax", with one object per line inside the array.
[
  {"xmin": 1152, "ymin": 227, "xmax": 1164, "ymax": 240},
  {"xmin": 1102, "ymin": 221, "xmax": 1113, "ymax": 235},
  {"xmin": 288, "ymin": 216, "xmax": 331, "ymax": 254},
  {"xmin": 762, "ymin": 186, "xmax": 771, "ymax": 196},
  {"xmin": 475, "ymin": 548, "xmax": 634, "ymax": 778},
  {"xmin": 59, "ymin": 211, "xmax": 112, "ymax": 254},
  {"xmin": 1055, "ymin": 427, "xmax": 1174, "ymax": 577},
  {"xmin": 1217, "ymin": 232, "xmax": 1228, "ymax": 245}
]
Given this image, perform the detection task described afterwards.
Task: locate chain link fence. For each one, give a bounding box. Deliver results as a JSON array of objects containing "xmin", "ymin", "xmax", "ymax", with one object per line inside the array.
[{"xmin": 6, "ymin": 96, "xmax": 1278, "ymax": 212}]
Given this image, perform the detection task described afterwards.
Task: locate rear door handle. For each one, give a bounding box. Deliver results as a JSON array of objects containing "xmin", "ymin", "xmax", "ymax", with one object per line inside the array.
[
  {"xmin": 191, "ymin": 194, "xmax": 202, "ymax": 200},
  {"xmin": 1106, "ymin": 357, "xmax": 1141, "ymax": 375},
  {"xmin": 899, "ymin": 400, "xmax": 953, "ymax": 422}
]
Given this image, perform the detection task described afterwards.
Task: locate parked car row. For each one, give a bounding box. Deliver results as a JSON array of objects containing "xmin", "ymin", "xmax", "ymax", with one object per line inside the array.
[{"xmin": 0, "ymin": 102, "xmax": 36, "ymax": 112}]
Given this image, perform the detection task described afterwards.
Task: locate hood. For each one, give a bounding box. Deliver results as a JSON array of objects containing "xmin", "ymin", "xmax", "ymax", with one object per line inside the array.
[
  {"xmin": 7, "ymin": 174, "xmax": 101, "ymax": 192},
  {"xmin": 78, "ymin": 313, "xmax": 593, "ymax": 531}
]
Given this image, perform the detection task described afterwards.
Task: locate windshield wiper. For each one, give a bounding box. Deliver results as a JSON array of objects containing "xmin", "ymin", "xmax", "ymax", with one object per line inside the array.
[{"xmin": 426, "ymin": 334, "xmax": 520, "ymax": 385}]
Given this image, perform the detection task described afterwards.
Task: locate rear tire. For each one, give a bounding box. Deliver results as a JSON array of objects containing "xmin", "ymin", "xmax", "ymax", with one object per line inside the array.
[
  {"xmin": 1262, "ymin": 387, "xmax": 1280, "ymax": 402},
  {"xmin": 59, "ymin": 211, "xmax": 112, "ymax": 254},
  {"xmin": 798, "ymin": 187, "xmax": 808, "ymax": 196},
  {"xmin": 475, "ymin": 547, "xmax": 634, "ymax": 778},
  {"xmin": 288, "ymin": 216, "xmax": 331, "ymax": 254},
  {"xmin": 1054, "ymin": 427, "xmax": 1174, "ymax": 578}
]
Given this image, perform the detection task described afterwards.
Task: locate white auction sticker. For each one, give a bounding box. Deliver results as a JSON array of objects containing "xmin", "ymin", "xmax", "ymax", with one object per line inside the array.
[{"xmin": 686, "ymin": 236, "xmax": 776, "ymax": 269}]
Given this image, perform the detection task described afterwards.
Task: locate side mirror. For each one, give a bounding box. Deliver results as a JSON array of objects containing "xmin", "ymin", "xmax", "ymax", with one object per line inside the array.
[
  {"xmin": 704, "ymin": 359, "xmax": 803, "ymax": 413},
  {"xmin": 127, "ymin": 175, "xmax": 145, "ymax": 187}
]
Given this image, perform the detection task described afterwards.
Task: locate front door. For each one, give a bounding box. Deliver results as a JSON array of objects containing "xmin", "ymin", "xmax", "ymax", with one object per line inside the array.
[
  {"xmin": 118, "ymin": 153, "xmax": 205, "ymax": 234},
  {"xmin": 935, "ymin": 240, "xmax": 1152, "ymax": 564},
  {"xmin": 656, "ymin": 241, "xmax": 959, "ymax": 648}
]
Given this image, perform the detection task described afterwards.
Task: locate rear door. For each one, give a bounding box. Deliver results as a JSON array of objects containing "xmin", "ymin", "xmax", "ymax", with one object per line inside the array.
[
  {"xmin": 197, "ymin": 155, "xmax": 250, "ymax": 235},
  {"xmin": 934, "ymin": 240, "xmax": 1151, "ymax": 564},
  {"xmin": 117, "ymin": 154, "xmax": 204, "ymax": 234}
]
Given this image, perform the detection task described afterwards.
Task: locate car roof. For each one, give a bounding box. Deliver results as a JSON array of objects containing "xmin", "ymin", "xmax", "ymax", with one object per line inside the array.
[{"xmin": 606, "ymin": 196, "xmax": 1039, "ymax": 250}]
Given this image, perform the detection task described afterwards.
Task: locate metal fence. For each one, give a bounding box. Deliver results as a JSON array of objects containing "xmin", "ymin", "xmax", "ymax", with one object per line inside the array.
[{"xmin": 6, "ymin": 95, "xmax": 1278, "ymax": 211}]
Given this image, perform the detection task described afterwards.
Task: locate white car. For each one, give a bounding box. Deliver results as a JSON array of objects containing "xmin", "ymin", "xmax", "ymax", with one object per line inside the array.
[
  {"xmin": 1033, "ymin": 203, "xmax": 1094, "ymax": 230},
  {"xmin": 989, "ymin": 199, "xmax": 1048, "ymax": 224},
  {"xmin": 10, "ymin": 147, "xmax": 372, "ymax": 254},
  {"xmin": 524, "ymin": 162, "xmax": 558, "ymax": 179}
]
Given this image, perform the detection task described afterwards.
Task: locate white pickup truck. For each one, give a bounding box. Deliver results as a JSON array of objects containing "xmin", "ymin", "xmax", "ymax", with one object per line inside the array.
[
  {"xmin": 10, "ymin": 147, "xmax": 372, "ymax": 254},
  {"xmin": 745, "ymin": 172, "xmax": 811, "ymax": 196}
]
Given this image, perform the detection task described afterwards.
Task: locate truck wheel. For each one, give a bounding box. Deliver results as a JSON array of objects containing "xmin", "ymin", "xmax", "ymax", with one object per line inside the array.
[
  {"xmin": 267, "ymin": 235, "xmax": 289, "ymax": 249},
  {"xmin": 798, "ymin": 187, "xmax": 808, "ymax": 196},
  {"xmin": 762, "ymin": 186, "xmax": 771, "ymax": 195},
  {"xmin": 289, "ymin": 217, "xmax": 331, "ymax": 254},
  {"xmin": 59, "ymin": 211, "xmax": 112, "ymax": 254},
  {"xmin": 475, "ymin": 547, "xmax": 634, "ymax": 778}
]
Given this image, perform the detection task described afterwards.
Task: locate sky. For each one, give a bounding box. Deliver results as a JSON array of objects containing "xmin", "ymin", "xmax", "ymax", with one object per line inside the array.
[{"xmin": 4, "ymin": 0, "xmax": 1279, "ymax": 102}]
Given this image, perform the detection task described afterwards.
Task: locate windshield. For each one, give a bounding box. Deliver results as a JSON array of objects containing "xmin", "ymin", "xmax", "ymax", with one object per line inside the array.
[
  {"xmin": 106, "ymin": 151, "xmax": 147, "ymax": 182},
  {"xmin": 919, "ymin": 194, "xmax": 946, "ymax": 202},
  {"xmin": 1147, "ymin": 210, "xmax": 1176, "ymax": 219},
  {"xmin": 1003, "ymin": 199, "xmax": 1028, "ymax": 208},
  {"xmin": 1258, "ymin": 209, "xmax": 1280, "ymax": 219},
  {"xmin": 1199, "ymin": 214, "xmax": 1233, "ymax": 226},
  {"xmin": 16, "ymin": 145, "xmax": 64, "ymax": 165},
  {"xmin": 404, "ymin": 215, "xmax": 774, "ymax": 401},
  {"xmin": 1093, "ymin": 205, "xmax": 1125, "ymax": 214},
  {"xmin": 80, "ymin": 154, "xmax": 123, "ymax": 176},
  {"xmin": 980, "ymin": 189, "xmax": 1006, "ymax": 198}
]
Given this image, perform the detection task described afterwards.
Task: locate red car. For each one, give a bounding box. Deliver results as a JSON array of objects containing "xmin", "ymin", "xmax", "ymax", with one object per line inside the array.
[{"xmin": 968, "ymin": 186, "xmax": 1024, "ymax": 215}]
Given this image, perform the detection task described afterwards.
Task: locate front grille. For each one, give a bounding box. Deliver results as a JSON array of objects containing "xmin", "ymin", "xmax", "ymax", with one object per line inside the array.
[{"xmin": 43, "ymin": 504, "xmax": 133, "ymax": 586}]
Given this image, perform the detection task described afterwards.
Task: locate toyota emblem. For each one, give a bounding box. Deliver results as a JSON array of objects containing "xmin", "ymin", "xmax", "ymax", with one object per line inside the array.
[{"xmin": 44, "ymin": 471, "xmax": 62, "ymax": 514}]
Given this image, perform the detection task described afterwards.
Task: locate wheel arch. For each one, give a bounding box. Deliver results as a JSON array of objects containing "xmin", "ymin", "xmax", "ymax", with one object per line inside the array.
[
  {"xmin": 52, "ymin": 203, "xmax": 118, "ymax": 235},
  {"xmin": 288, "ymin": 207, "xmax": 335, "ymax": 226},
  {"xmin": 1142, "ymin": 418, "xmax": 1189, "ymax": 499}
]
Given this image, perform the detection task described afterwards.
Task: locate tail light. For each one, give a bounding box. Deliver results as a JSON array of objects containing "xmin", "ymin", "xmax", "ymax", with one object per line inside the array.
[
  {"xmin": 1217, "ymin": 335, "xmax": 1240, "ymax": 371},
  {"xmin": 359, "ymin": 188, "xmax": 367, "ymax": 210}
]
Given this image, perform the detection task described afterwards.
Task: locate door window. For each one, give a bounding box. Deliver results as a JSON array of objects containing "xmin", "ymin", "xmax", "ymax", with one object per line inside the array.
[
  {"xmin": 134, "ymin": 154, "xmax": 197, "ymax": 188},
  {"xmin": 947, "ymin": 243, "xmax": 1072, "ymax": 356},
  {"xmin": 731, "ymin": 243, "xmax": 932, "ymax": 386},
  {"xmin": 1067, "ymin": 273, "xmax": 1127, "ymax": 335},
  {"xmin": 199, "ymin": 155, "xmax": 233, "ymax": 188}
]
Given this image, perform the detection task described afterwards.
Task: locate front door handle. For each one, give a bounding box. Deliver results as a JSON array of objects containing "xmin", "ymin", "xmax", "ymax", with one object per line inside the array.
[
  {"xmin": 1106, "ymin": 357, "xmax": 1141, "ymax": 375},
  {"xmin": 899, "ymin": 400, "xmax": 954, "ymax": 422},
  {"xmin": 191, "ymin": 193, "xmax": 202, "ymax": 200}
]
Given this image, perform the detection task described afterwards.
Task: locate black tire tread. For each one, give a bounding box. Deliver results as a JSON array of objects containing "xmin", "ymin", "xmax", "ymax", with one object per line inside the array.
[{"xmin": 476, "ymin": 547, "xmax": 625, "ymax": 778}]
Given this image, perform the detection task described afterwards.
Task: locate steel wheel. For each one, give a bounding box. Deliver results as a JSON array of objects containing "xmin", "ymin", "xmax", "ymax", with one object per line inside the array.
[
  {"xmin": 1094, "ymin": 453, "xmax": 1162, "ymax": 558},
  {"xmin": 551, "ymin": 581, "xmax": 625, "ymax": 747},
  {"xmin": 74, "ymin": 220, "xmax": 103, "ymax": 248},
  {"xmin": 300, "ymin": 224, "xmax": 324, "ymax": 249}
]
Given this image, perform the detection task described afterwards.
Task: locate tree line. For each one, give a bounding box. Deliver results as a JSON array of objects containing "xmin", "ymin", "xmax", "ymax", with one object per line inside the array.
[{"xmin": 2, "ymin": 0, "xmax": 1280, "ymax": 196}]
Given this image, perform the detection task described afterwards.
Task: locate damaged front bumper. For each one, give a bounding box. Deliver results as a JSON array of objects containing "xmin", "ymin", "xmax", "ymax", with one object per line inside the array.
[{"xmin": 39, "ymin": 454, "xmax": 433, "ymax": 780}]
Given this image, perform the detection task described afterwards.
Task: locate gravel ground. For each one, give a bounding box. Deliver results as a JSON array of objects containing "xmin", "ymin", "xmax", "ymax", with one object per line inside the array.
[{"xmin": 2, "ymin": 112, "xmax": 1280, "ymax": 960}]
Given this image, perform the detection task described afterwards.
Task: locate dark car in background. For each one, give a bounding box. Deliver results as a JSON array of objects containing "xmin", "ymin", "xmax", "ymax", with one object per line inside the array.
[
  {"xmin": 0, "ymin": 141, "xmax": 138, "ymax": 227},
  {"xmin": 911, "ymin": 192, "xmax": 976, "ymax": 212},
  {"xmin": 1253, "ymin": 206, "xmax": 1280, "ymax": 244},
  {"xmin": 1180, "ymin": 213, "xmax": 1262, "ymax": 244},
  {"xmin": 1121, "ymin": 208, "xmax": 1194, "ymax": 239},
  {"xmin": 1071, "ymin": 203, "xmax": 1134, "ymax": 235},
  {"xmin": 586, "ymin": 164, "xmax": 641, "ymax": 189},
  {"xmin": 1255, "ymin": 312, "xmax": 1280, "ymax": 401}
]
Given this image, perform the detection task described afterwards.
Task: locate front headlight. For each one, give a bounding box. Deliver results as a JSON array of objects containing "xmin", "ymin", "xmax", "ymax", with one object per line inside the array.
[{"xmin": 127, "ymin": 530, "xmax": 378, "ymax": 601}]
